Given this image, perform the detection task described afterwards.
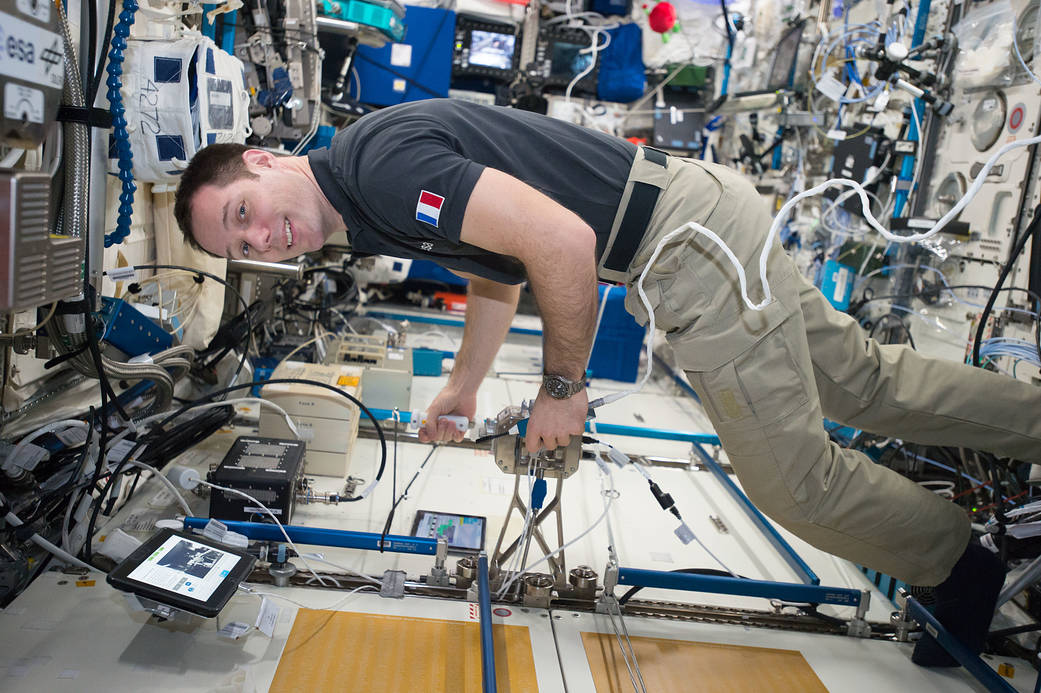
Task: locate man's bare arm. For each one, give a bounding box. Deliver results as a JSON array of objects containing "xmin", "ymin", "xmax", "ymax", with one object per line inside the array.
[
  {"xmin": 418, "ymin": 272, "xmax": 520, "ymax": 443},
  {"xmin": 459, "ymin": 168, "xmax": 598, "ymax": 451},
  {"xmin": 450, "ymin": 272, "xmax": 522, "ymax": 393}
]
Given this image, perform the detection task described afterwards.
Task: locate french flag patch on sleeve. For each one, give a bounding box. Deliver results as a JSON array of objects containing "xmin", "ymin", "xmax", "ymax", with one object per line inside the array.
[{"xmin": 415, "ymin": 190, "xmax": 444, "ymax": 227}]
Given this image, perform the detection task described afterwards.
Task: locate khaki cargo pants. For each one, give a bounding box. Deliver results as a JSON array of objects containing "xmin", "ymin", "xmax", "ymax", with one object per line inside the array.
[{"xmin": 605, "ymin": 149, "xmax": 1041, "ymax": 586}]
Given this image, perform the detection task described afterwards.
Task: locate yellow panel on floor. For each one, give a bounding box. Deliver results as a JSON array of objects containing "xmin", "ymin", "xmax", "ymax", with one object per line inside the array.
[
  {"xmin": 270, "ymin": 609, "xmax": 539, "ymax": 692},
  {"xmin": 581, "ymin": 632, "xmax": 829, "ymax": 693}
]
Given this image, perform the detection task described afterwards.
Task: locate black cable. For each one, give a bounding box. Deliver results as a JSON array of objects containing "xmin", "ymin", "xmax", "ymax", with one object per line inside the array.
[
  {"xmin": 86, "ymin": 0, "xmax": 97, "ymax": 110},
  {"xmin": 988, "ymin": 623, "xmax": 1041, "ymax": 641},
  {"xmin": 858, "ymin": 285, "xmax": 1041, "ymax": 310},
  {"xmin": 973, "ymin": 205, "xmax": 1041, "ymax": 367},
  {"xmin": 379, "ymin": 443, "xmax": 438, "ymax": 551},
  {"xmin": 82, "ymin": 377, "xmax": 387, "ymax": 564},
  {"xmin": 868, "ymin": 313, "xmax": 917, "ymax": 350},
  {"xmin": 379, "ymin": 411, "xmax": 400, "ymax": 553},
  {"xmin": 89, "ymin": 0, "xmax": 117, "ymax": 106}
]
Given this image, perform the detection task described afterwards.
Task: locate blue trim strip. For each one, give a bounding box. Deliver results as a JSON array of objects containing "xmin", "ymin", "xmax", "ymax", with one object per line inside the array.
[
  {"xmin": 219, "ymin": 9, "xmax": 238, "ymax": 52},
  {"xmin": 893, "ymin": 0, "xmax": 931, "ymax": 219},
  {"xmin": 201, "ymin": 3, "xmax": 217, "ymax": 40},
  {"xmin": 905, "ymin": 597, "xmax": 1017, "ymax": 693},
  {"xmin": 478, "ymin": 554, "xmax": 497, "ymax": 693},
  {"xmin": 365, "ymin": 311, "xmax": 543, "ymax": 336},
  {"xmin": 182, "ymin": 517, "xmax": 438, "ymax": 555},
  {"xmin": 690, "ymin": 443, "xmax": 820, "ymax": 585},
  {"xmin": 617, "ymin": 567, "xmax": 861, "ymax": 607},
  {"xmin": 585, "ymin": 421, "xmax": 720, "ymax": 445}
]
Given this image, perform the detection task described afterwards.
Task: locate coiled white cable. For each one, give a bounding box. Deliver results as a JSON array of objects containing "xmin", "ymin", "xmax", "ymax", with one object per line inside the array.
[{"xmin": 591, "ymin": 131, "xmax": 1041, "ymax": 412}]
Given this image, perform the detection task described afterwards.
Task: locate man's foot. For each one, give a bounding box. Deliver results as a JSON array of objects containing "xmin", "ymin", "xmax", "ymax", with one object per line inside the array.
[{"xmin": 911, "ymin": 543, "xmax": 1004, "ymax": 667}]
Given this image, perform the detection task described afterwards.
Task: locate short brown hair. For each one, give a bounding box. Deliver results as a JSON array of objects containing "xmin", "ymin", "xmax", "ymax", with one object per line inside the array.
[{"xmin": 174, "ymin": 143, "xmax": 258, "ymax": 256}]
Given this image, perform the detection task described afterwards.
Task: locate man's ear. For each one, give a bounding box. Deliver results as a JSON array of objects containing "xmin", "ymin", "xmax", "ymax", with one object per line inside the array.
[{"xmin": 242, "ymin": 148, "xmax": 276, "ymax": 171}]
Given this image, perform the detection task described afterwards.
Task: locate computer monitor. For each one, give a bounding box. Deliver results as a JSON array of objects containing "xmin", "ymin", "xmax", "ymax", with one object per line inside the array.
[
  {"xmin": 469, "ymin": 30, "xmax": 516, "ymax": 71},
  {"xmin": 452, "ymin": 15, "xmax": 519, "ymax": 81},
  {"xmin": 550, "ymin": 40, "xmax": 594, "ymax": 80},
  {"xmin": 411, "ymin": 510, "xmax": 487, "ymax": 553}
]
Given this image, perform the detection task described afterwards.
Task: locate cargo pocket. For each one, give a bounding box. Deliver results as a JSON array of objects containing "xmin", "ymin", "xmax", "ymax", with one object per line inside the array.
[
  {"xmin": 624, "ymin": 245, "xmax": 709, "ymax": 332},
  {"xmin": 730, "ymin": 320, "xmax": 809, "ymax": 425}
]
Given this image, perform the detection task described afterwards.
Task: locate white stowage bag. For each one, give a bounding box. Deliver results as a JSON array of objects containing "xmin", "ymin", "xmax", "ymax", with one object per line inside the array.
[{"xmin": 108, "ymin": 33, "xmax": 250, "ymax": 183}]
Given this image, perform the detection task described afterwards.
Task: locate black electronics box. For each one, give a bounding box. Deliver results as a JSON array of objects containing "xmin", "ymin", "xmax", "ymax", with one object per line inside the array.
[{"xmin": 208, "ymin": 436, "xmax": 305, "ymax": 524}]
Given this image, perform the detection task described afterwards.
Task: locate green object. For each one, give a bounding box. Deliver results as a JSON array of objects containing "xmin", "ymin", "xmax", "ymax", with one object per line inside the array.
[
  {"xmin": 319, "ymin": 0, "xmax": 406, "ymax": 42},
  {"xmin": 668, "ymin": 64, "xmax": 712, "ymax": 88}
]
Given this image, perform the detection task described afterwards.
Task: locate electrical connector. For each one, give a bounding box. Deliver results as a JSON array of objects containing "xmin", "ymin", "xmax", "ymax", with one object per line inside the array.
[{"xmin": 648, "ymin": 480, "xmax": 682, "ymax": 521}]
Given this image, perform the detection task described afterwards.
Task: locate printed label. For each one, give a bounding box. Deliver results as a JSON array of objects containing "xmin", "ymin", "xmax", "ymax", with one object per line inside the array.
[{"xmin": 0, "ymin": 10, "xmax": 63, "ymax": 88}]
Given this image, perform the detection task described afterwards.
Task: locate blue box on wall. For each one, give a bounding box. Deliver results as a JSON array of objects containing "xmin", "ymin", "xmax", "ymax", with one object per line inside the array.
[
  {"xmin": 355, "ymin": 6, "xmax": 455, "ymax": 106},
  {"xmin": 588, "ymin": 285, "xmax": 644, "ymax": 383}
]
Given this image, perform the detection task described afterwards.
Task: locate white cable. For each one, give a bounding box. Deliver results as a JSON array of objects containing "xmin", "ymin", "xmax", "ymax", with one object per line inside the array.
[
  {"xmin": 299, "ymin": 554, "xmax": 382, "ymax": 586},
  {"xmin": 242, "ymin": 583, "xmax": 377, "ymax": 611},
  {"xmin": 197, "ymin": 480, "xmax": 330, "ymax": 587},
  {"xmin": 4, "ymin": 419, "xmax": 89, "ymax": 473},
  {"xmin": 497, "ymin": 466, "xmax": 535, "ymax": 599},
  {"xmin": 124, "ymin": 460, "xmax": 192, "ymax": 515},
  {"xmin": 590, "ymin": 113, "xmax": 1041, "ymax": 414},
  {"xmin": 1013, "ymin": 16, "xmax": 1041, "ymax": 87},
  {"xmin": 509, "ymin": 466, "xmax": 617, "ymax": 582},
  {"xmin": 5, "ymin": 511, "xmax": 99, "ymax": 573}
]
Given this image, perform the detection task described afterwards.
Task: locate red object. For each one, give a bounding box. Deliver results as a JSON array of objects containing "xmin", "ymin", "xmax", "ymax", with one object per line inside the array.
[
  {"xmin": 434, "ymin": 291, "xmax": 468, "ymax": 312},
  {"xmin": 648, "ymin": 2, "xmax": 677, "ymax": 34}
]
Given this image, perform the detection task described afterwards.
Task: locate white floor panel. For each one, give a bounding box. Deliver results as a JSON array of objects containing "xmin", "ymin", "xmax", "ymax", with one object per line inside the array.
[{"xmin": 0, "ymin": 572, "xmax": 563, "ymax": 692}]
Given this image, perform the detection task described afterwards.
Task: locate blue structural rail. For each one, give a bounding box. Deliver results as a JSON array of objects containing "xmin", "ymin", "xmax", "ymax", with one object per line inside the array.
[
  {"xmin": 182, "ymin": 518, "xmax": 437, "ymax": 555},
  {"xmin": 904, "ymin": 597, "xmax": 1016, "ymax": 693},
  {"xmin": 617, "ymin": 567, "xmax": 862, "ymax": 607},
  {"xmin": 689, "ymin": 443, "xmax": 820, "ymax": 585},
  {"xmin": 477, "ymin": 554, "xmax": 497, "ymax": 693},
  {"xmin": 585, "ymin": 421, "xmax": 720, "ymax": 445}
]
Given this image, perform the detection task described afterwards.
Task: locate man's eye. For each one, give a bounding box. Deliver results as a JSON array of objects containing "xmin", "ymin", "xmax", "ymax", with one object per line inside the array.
[
  {"xmin": 239, "ymin": 204, "xmax": 246, "ymax": 220},
  {"xmin": 241, "ymin": 242, "xmax": 250, "ymax": 258}
]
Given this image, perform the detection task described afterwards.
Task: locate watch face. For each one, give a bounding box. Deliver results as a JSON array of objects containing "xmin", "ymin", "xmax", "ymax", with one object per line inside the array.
[{"xmin": 545, "ymin": 376, "xmax": 568, "ymax": 398}]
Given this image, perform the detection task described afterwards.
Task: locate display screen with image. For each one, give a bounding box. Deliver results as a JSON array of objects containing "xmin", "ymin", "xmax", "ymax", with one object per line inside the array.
[
  {"xmin": 127, "ymin": 535, "xmax": 242, "ymax": 602},
  {"xmin": 469, "ymin": 30, "xmax": 516, "ymax": 70},
  {"xmin": 550, "ymin": 41, "xmax": 593, "ymax": 79},
  {"xmin": 412, "ymin": 510, "xmax": 486, "ymax": 552}
]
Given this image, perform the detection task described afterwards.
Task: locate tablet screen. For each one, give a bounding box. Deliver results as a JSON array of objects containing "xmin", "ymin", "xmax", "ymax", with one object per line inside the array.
[{"xmin": 127, "ymin": 535, "xmax": 243, "ymax": 602}]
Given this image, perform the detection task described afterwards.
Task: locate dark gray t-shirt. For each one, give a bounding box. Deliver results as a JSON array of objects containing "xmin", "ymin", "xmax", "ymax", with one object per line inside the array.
[{"xmin": 307, "ymin": 99, "xmax": 636, "ymax": 284}]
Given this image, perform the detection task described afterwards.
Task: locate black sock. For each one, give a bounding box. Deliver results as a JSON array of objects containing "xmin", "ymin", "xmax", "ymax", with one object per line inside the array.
[{"xmin": 911, "ymin": 543, "xmax": 1004, "ymax": 667}]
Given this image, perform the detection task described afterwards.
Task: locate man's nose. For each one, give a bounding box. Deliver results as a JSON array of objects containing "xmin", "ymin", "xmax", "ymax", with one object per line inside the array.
[{"xmin": 246, "ymin": 224, "xmax": 272, "ymax": 252}]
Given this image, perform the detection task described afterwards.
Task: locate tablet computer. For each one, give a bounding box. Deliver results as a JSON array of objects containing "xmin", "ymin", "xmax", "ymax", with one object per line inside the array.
[
  {"xmin": 106, "ymin": 528, "xmax": 257, "ymax": 618},
  {"xmin": 410, "ymin": 510, "xmax": 487, "ymax": 553}
]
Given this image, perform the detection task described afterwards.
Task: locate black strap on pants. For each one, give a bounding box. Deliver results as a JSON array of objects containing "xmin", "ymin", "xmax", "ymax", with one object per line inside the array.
[{"xmin": 602, "ymin": 147, "xmax": 669, "ymax": 273}]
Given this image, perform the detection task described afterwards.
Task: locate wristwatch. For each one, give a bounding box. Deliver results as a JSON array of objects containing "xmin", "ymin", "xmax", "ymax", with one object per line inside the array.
[{"xmin": 543, "ymin": 373, "xmax": 585, "ymax": 399}]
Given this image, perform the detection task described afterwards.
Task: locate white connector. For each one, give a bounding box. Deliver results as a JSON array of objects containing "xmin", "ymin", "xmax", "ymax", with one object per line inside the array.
[
  {"xmin": 408, "ymin": 410, "xmax": 469, "ymax": 433},
  {"xmin": 166, "ymin": 465, "xmax": 202, "ymax": 491}
]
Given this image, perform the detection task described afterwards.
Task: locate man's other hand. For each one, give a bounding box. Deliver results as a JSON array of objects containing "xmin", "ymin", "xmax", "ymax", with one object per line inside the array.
[
  {"xmin": 418, "ymin": 386, "xmax": 477, "ymax": 444},
  {"xmin": 524, "ymin": 387, "xmax": 588, "ymax": 453}
]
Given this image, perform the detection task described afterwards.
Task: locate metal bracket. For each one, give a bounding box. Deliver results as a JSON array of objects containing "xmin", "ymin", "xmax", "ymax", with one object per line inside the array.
[
  {"xmin": 490, "ymin": 470, "xmax": 568, "ymax": 590},
  {"xmin": 846, "ymin": 589, "xmax": 872, "ymax": 638},
  {"xmin": 380, "ymin": 569, "xmax": 407, "ymax": 599},
  {"xmin": 428, "ymin": 538, "xmax": 452, "ymax": 587}
]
